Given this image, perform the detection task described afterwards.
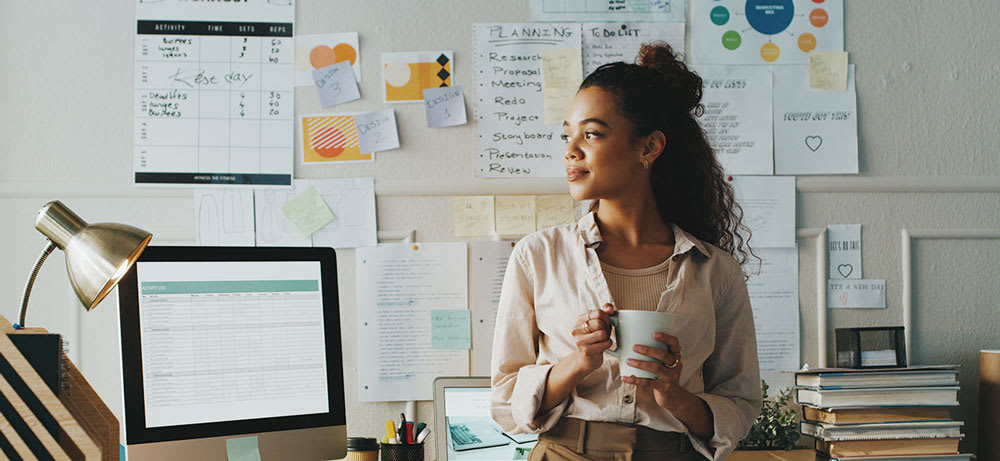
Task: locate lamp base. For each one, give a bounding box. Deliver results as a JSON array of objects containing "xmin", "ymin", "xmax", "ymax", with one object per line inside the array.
[{"xmin": 0, "ymin": 314, "xmax": 118, "ymax": 460}]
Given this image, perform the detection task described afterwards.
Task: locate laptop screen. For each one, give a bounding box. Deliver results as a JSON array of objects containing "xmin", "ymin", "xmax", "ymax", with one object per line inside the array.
[{"xmin": 443, "ymin": 387, "xmax": 537, "ymax": 460}]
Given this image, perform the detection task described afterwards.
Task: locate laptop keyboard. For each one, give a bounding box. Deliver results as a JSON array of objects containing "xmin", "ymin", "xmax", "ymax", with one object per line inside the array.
[{"xmin": 450, "ymin": 424, "xmax": 483, "ymax": 446}]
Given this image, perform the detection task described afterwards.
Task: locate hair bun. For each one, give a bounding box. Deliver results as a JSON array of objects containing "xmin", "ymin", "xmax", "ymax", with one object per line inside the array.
[{"xmin": 636, "ymin": 42, "xmax": 703, "ymax": 114}]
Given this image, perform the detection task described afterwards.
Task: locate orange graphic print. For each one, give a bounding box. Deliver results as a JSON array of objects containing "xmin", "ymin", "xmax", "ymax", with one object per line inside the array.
[{"xmin": 302, "ymin": 115, "xmax": 371, "ymax": 163}]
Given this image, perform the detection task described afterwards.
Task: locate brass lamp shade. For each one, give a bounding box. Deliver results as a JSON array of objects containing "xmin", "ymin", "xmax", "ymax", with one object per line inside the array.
[{"xmin": 34, "ymin": 201, "xmax": 152, "ymax": 310}]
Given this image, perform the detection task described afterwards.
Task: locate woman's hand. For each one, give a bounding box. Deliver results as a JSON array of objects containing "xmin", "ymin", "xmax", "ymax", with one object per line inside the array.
[
  {"xmin": 569, "ymin": 303, "xmax": 616, "ymax": 377},
  {"xmin": 621, "ymin": 332, "xmax": 684, "ymax": 409}
]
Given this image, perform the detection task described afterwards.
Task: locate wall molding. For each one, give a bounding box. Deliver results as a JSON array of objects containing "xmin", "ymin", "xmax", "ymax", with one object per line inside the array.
[
  {"xmin": 2, "ymin": 176, "xmax": 999, "ymax": 199},
  {"xmin": 901, "ymin": 228, "xmax": 1000, "ymax": 363},
  {"xmin": 797, "ymin": 228, "xmax": 828, "ymax": 368}
]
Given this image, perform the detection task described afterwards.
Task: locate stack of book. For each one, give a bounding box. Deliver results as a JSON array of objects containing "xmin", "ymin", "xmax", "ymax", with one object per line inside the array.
[{"xmin": 794, "ymin": 365, "xmax": 975, "ymax": 461}]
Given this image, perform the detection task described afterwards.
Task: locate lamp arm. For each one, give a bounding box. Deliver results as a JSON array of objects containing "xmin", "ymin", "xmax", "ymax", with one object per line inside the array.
[{"xmin": 17, "ymin": 240, "xmax": 58, "ymax": 329}]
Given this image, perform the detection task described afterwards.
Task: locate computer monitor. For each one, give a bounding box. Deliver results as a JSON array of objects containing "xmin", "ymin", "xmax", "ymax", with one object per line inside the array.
[
  {"xmin": 117, "ymin": 246, "xmax": 346, "ymax": 460},
  {"xmin": 433, "ymin": 376, "xmax": 537, "ymax": 461}
]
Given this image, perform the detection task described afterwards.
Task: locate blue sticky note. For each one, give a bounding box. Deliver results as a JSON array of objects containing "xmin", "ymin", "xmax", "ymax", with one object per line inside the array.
[
  {"xmin": 423, "ymin": 85, "xmax": 467, "ymax": 128},
  {"xmin": 431, "ymin": 309, "xmax": 471, "ymax": 350},
  {"xmin": 226, "ymin": 435, "xmax": 262, "ymax": 461},
  {"xmin": 312, "ymin": 60, "xmax": 361, "ymax": 108}
]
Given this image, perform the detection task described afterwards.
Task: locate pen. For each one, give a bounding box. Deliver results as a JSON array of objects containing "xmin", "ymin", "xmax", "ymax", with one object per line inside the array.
[
  {"xmin": 399, "ymin": 413, "xmax": 407, "ymax": 444},
  {"xmin": 415, "ymin": 421, "xmax": 426, "ymax": 437},
  {"xmin": 415, "ymin": 426, "xmax": 431, "ymax": 444},
  {"xmin": 405, "ymin": 421, "xmax": 415, "ymax": 444}
]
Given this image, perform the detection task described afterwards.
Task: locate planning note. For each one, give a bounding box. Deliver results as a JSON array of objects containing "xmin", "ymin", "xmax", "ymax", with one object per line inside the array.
[
  {"xmin": 828, "ymin": 224, "xmax": 862, "ymax": 279},
  {"xmin": 194, "ymin": 189, "xmax": 255, "ymax": 246},
  {"xmin": 423, "ymin": 86, "xmax": 468, "ymax": 128},
  {"xmin": 470, "ymin": 241, "xmax": 515, "ymax": 376},
  {"xmin": 431, "ymin": 310, "xmax": 472, "ymax": 350},
  {"xmin": 809, "ymin": 51, "xmax": 848, "ymax": 91},
  {"xmin": 582, "ymin": 22, "xmax": 685, "ymax": 75},
  {"xmin": 134, "ymin": 0, "xmax": 295, "ymax": 187},
  {"xmin": 256, "ymin": 177, "xmax": 376, "ymax": 248},
  {"xmin": 356, "ymin": 243, "xmax": 469, "ymax": 401},
  {"xmin": 773, "ymin": 65, "xmax": 858, "ymax": 175},
  {"xmin": 536, "ymin": 195, "xmax": 577, "ymax": 230},
  {"xmin": 746, "ymin": 247, "xmax": 800, "ymax": 390},
  {"xmin": 136, "ymin": 261, "xmax": 328, "ymax": 427},
  {"xmin": 530, "ymin": 0, "xmax": 686, "ymax": 22},
  {"xmin": 495, "ymin": 195, "xmax": 537, "ymax": 235},
  {"xmin": 473, "ymin": 23, "xmax": 582, "ymax": 178},
  {"xmin": 355, "ymin": 109, "xmax": 401, "ymax": 153},
  {"xmin": 312, "ymin": 60, "xmax": 360, "ymax": 108},
  {"xmin": 281, "ymin": 186, "xmax": 335, "ymax": 238},
  {"xmin": 454, "ymin": 196, "xmax": 496, "ymax": 237},
  {"xmin": 731, "ymin": 176, "xmax": 796, "ymax": 248},
  {"xmin": 541, "ymin": 48, "xmax": 583, "ymax": 124},
  {"xmin": 691, "ymin": 65, "xmax": 773, "ymax": 175}
]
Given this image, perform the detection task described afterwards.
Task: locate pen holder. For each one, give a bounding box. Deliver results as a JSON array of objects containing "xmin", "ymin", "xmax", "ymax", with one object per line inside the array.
[{"xmin": 380, "ymin": 442, "xmax": 424, "ymax": 461}]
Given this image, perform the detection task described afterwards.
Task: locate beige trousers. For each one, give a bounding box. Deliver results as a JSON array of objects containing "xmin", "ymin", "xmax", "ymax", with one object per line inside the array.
[{"xmin": 527, "ymin": 418, "xmax": 709, "ymax": 461}]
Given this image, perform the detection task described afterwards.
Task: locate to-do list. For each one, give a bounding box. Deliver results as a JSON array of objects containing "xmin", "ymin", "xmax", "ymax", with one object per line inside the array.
[{"xmin": 134, "ymin": 0, "xmax": 295, "ymax": 187}]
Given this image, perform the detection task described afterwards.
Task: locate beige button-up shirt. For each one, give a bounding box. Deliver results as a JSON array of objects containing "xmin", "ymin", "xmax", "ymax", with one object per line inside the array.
[{"xmin": 491, "ymin": 211, "xmax": 761, "ymax": 461}]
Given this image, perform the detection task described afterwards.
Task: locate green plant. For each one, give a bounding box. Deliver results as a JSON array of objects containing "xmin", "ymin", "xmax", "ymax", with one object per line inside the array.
[{"xmin": 738, "ymin": 379, "xmax": 800, "ymax": 451}]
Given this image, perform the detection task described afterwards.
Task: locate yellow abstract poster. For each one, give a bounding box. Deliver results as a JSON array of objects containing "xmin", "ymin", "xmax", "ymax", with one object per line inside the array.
[
  {"xmin": 381, "ymin": 51, "xmax": 453, "ymax": 103},
  {"xmin": 300, "ymin": 114, "xmax": 372, "ymax": 164}
]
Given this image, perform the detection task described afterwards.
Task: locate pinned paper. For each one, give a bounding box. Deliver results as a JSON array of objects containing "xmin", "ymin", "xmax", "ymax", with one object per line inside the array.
[
  {"xmin": 828, "ymin": 279, "xmax": 886, "ymax": 309},
  {"xmin": 431, "ymin": 309, "xmax": 471, "ymax": 350},
  {"xmin": 423, "ymin": 86, "xmax": 467, "ymax": 128},
  {"xmin": 809, "ymin": 51, "xmax": 848, "ymax": 91},
  {"xmin": 454, "ymin": 196, "xmax": 495, "ymax": 237},
  {"xmin": 536, "ymin": 195, "xmax": 576, "ymax": 229},
  {"xmin": 541, "ymin": 48, "xmax": 583, "ymax": 124},
  {"xmin": 495, "ymin": 195, "xmax": 536, "ymax": 235},
  {"xmin": 382, "ymin": 51, "xmax": 453, "ymax": 103},
  {"xmin": 355, "ymin": 109, "xmax": 400, "ymax": 153},
  {"xmin": 281, "ymin": 186, "xmax": 335, "ymax": 238},
  {"xmin": 295, "ymin": 32, "xmax": 361, "ymax": 87},
  {"xmin": 828, "ymin": 224, "xmax": 862, "ymax": 279},
  {"xmin": 226, "ymin": 435, "xmax": 262, "ymax": 461},
  {"xmin": 300, "ymin": 114, "xmax": 371, "ymax": 164},
  {"xmin": 312, "ymin": 61, "xmax": 360, "ymax": 108}
]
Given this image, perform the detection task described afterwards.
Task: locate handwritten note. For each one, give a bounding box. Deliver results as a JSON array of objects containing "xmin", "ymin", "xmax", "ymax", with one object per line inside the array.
[
  {"xmin": 281, "ymin": 186, "xmax": 335, "ymax": 238},
  {"xmin": 828, "ymin": 224, "xmax": 862, "ymax": 279},
  {"xmin": 312, "ymin": 60, "xmax": 360, "ymax": 108},
  {"xmin": 828, "ymin": 279, "xmax": 886, "ymax": 309},
  {"xmin": 355, "ymin": 109, "xmax": 400, "ymax": 153},
  {"xmin": 495, "ymin": 195, "xmax": 537, "ymax": 235},
  {"xmin": 582, "ymin": 22, "xmax": 685, "ymax": 75},
  {"xmin": 470, "ymin": 241, "xmax": 515, "ymax": 375},
  {"xmin": 731, "ymin": 176, "xmax": 796, "ymax": 248},
  {"xmin": 541, "ymin": 47, "xmax": 584, "ymax": 125},
  {"xmin": 773, "ymin": 65, "xmax": 858, "ymax": 175},
  {"xmin": 454, "ymin": 196, "xmax": 495, "ymax": 237},
  {"xmin": 423, "ymin": 86, "xmax": 467, "ymax": 128},
  {"xmin": 431, "ymin": 309, "xmax": 472, "ymax": 350},
  {"xmin": 226, "ymin": 436, "xmax": 262, "ymax": 461},
  {"xmin": 474, "ymin": 23, "xmax": 582, "ymax": 178},
  {"xmin": 690, "ymin": 65, "xmax": 773, "ymax": 175},
  {"xmin": 809, "ymin": 51, "xmax": 848, "ymax": 91},
  {"xmin": 536, "ymin": 195, "xmax": 576, "ymax": 229}
]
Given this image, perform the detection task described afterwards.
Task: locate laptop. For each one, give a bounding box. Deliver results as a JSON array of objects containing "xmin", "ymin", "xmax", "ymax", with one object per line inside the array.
[{"xmin": 433, "ymin": 377, "xmax": 538, "ymax": 460}]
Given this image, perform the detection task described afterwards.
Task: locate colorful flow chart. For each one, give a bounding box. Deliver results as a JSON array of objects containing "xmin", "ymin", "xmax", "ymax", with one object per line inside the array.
[{"xmin": 692, "ymin": 0, "xmax": 843, "ymax": 65}]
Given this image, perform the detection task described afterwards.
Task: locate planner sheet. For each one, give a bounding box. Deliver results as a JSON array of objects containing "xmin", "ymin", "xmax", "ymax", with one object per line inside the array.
[{"xmin": 134, "ymin": 0, "xmax": 295, "ymax": 187}]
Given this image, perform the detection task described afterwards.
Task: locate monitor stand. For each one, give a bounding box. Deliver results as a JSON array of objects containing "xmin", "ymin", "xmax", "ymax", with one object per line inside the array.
[{"xmin": 125, "ymin": 425, "xmax": 346, "ymax": 460}]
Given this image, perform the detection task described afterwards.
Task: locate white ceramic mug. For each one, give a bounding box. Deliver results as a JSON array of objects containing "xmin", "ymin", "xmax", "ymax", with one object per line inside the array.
[{"xmin": 606, "ymin": 311, "xmax": 678, "ymax": 379}]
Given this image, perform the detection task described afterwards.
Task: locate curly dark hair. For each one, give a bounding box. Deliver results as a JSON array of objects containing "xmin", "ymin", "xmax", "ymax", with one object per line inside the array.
[{"xmin": 580, "ymin": 42, "xmax": 756, "ymax": 268}]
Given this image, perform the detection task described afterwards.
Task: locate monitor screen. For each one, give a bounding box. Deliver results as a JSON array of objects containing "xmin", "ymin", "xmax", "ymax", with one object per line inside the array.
[{"xmin": 118, "ymin": 246, "xmax": 346, "ymax": 460}]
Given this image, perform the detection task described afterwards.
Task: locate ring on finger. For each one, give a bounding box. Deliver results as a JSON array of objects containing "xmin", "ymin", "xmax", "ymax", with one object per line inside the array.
[
  {"xmin": 582, "ymin": 321, "xmax": 591, "ymax": 334},
  {"xmin": 664, "ymin": 355, "xmax": 680, "ymax": 369}
]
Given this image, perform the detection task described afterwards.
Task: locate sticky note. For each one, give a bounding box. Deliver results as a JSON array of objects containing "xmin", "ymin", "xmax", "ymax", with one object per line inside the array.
[
  {"xmin": 453, "ymin": 196, "xmax": 495, "ymax": 237},
  {"xmin": 423, "ymin": 85, "xmax": 467, "ymax": 128},
  {"xmin": 827, "ymin": 279, "xmax": 886, "ymax": 309},
  {"xmin": 312, "ymin": 60, "xmax": 361, "ymax": 108},
  {"xmin": 809, "ymin": 51, "xmax": 848, "ymax": 91},
  {"xmin": 495, "ymin": 195, "xmax": 536, "ymax": 235},
  {"xmin": 536, "ymin": 195, "xmax": 576, "ymax": 229},
  {"xmin": 226, "ymin": 436, "xmax": 262, "ymax": 461},
  {"xmin": 281, "ymin": 186, "xmax": 336, "ymax": 238},
  {"xmin": 828, "ymin": 224, "xmax": 862, "ymax": 279},
  {"xmin": 541, "ymin": 47, "xmax": 583, "ymax": 124},
  {"xmin": 431, "ymin": 309, "xmax": 471, "ymax": 350},
  {"xmin": 355, "ymin": 109, "xmax": 400, "ymax": 153}
]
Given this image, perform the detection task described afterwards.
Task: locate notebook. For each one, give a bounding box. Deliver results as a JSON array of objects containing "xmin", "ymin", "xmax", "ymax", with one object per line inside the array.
[
  {"xmin": 801, "ymin": 420, "xmax": 963, "ymax": 440},
  {"xmin": 802, "ymin": 406, "xmax": 952, "ymax": 425},
  {"xmin": 796, "ymin": 386, "xmax": 959, "ymax": 408}
]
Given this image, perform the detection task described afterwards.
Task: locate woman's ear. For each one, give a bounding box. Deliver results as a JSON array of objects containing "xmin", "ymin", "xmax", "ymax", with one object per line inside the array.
[{"xmin": 641, "ymin": 130, "xmax": 667, "ymax": 165}]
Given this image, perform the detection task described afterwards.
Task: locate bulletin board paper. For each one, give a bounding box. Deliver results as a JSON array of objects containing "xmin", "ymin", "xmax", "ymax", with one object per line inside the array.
[
  {"xmin": 530, "ymin": 0, "xmax": 686, "ymax": 22},
  {"xmin": 582, "ymin": 22, "xmax": 685, "ymax": 75},
  {"xmin": 746, "ymin": 246, "xmax": 800, "ymax": 390},
  {"xmin": 691, "ymin": 65, "xmax": 774, "ymax": 175}
]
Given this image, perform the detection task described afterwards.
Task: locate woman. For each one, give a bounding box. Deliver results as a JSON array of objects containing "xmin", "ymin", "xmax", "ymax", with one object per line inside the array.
[{"xmin": 490, "ymin": 42, "xmax": 761, "ymax": 461}]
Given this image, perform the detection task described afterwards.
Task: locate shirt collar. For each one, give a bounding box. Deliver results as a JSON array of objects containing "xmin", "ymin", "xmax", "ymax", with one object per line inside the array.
[{"xmin": 577, "ymin": 211, "xmax": 712, "ymax": 259}]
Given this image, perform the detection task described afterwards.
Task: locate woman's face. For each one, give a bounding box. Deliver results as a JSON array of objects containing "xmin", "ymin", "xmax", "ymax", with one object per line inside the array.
[{"xmin": 562, "ymin": 86, "xmax": 648, "ymax": 202}]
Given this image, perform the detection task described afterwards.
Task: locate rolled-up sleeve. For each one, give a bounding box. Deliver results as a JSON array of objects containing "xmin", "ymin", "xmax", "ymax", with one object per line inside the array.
[
  {"xmin": 688, "ymin": 262, "xmax": 762, "ymax": 461},
  {"xmin": 490, "ymin": 244, "xmax": 570, "ymax": 434}
]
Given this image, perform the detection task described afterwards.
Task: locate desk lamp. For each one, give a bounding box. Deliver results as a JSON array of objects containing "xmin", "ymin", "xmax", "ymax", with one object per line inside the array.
[{"xmin": 0, "ymin": 200, "xmax": 152, "ymax": 460}]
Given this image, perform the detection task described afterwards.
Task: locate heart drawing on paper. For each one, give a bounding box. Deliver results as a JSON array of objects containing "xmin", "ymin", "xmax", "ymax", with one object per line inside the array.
[
  {"xmin": 837, "ymin": 264, "xmax": 854, "ymax": 278},
  {"xmin": 805, "ymin": 135, "xmax": 823, "ymax": 152},
  {"xmin": 840, "ymin": 292, "xmax": 849, "ymax": 306}
]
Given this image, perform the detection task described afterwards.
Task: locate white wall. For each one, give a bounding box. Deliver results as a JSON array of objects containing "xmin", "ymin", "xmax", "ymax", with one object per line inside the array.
[{"xmin": 1, "ymin": 1, "xmax": 998, "ymax": 458}]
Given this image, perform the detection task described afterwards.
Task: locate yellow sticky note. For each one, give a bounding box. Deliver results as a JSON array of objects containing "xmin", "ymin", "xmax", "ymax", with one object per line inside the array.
[
  {"xmin": 541, "ymin": 48, "xmax": 583, "ymax": 124},
  {"xmin": 495, "ymin": 195, "xmax": 536, "ymax": 235},
  {"xmin": 453, "ymin": 196, "xmax": 495, "ymax": 237},
  {"xmin": 809, "ymin": 51, "xmax": 848, "ymax": 91},
  {"xmin": 535, "ymin": 195, "xmax": 576, "ymax": 229},
  {"xmin": 281, "ymin": 186, "xmax": 335, "ymax": 238}
]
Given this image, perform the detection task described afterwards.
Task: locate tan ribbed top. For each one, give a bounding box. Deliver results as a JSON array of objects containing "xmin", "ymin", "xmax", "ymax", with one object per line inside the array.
[{"xmin": 600, "ymin": 257, "xmax": 671, "ymax": 312}]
